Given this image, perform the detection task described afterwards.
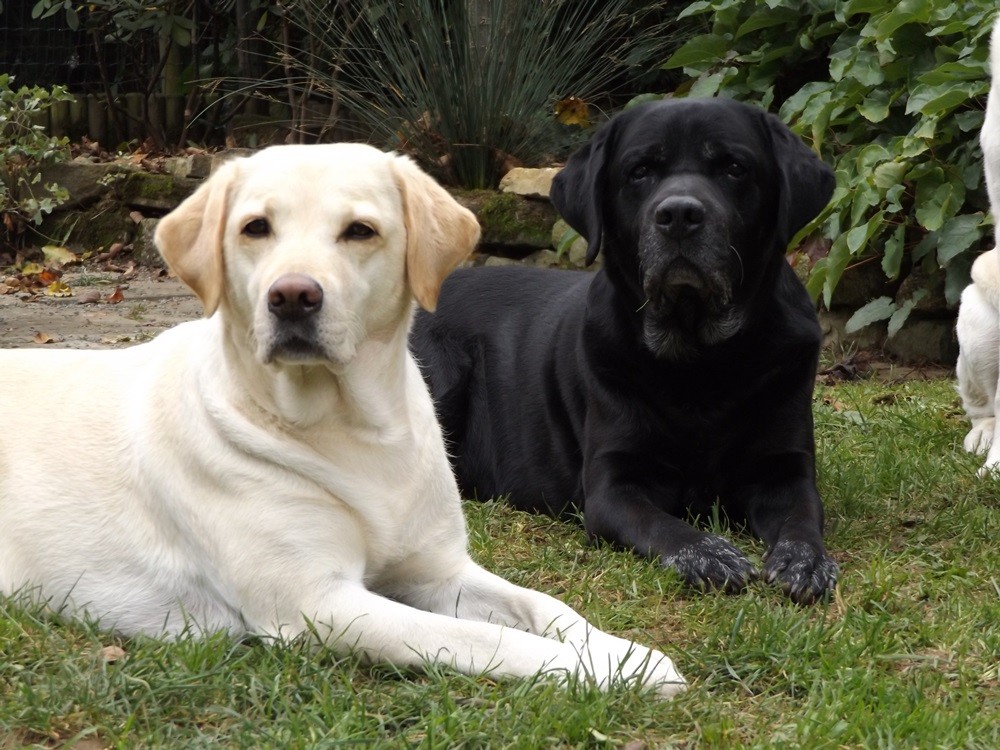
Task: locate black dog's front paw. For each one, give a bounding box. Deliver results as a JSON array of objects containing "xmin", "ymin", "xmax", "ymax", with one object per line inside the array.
[
  {"xmin": 661, "ymin": 534, "xmax": 757, "ymax": 593},
  {"xmin": 763, "ymin": 539, "xmax": 839, "ymax": 604}
]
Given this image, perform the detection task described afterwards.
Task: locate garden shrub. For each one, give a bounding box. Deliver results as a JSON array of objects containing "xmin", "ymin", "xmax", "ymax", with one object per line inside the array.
[
  {"xmin": 278, "ymin": 0, "xmax": 683, "ymax": 189},
  {"xmin": 665, "ymin": 0, "xmax": 997, "ymax": 334},
  {"xmin": 0, "ymin": 74, "xmax": 72, "ymax": 247}
]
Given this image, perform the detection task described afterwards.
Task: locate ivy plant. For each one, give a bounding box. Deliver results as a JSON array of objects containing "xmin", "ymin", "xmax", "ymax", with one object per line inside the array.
[
  {"xmin": 665, "ymin": 0, "xmax": 996, "ymax": 334},
  {"xmin": 0, "ymin": 75, "xmax": 73, "ymax": 248}
]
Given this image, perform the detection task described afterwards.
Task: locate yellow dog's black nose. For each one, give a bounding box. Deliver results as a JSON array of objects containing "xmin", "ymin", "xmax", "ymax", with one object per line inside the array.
[{"xmin": 267, "ymin": 273, "xmax": 324, "ymax": 322}]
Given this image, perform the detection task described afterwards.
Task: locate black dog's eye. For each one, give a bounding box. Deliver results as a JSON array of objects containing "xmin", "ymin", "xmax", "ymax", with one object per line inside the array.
[
  {"xmin": 242, "ymin": 218, "xmax": 270, "ymax": 238},
  {"xmin": 724, "ymin": 160, "xmax": 747, "ymax": 179},
  {"xmin": 343, "ymin": 222, "xmax": 376, "ymax": 240},
  {"xmin": 628, "ymin": 164, "xmax": 653, "ymax": 182}
]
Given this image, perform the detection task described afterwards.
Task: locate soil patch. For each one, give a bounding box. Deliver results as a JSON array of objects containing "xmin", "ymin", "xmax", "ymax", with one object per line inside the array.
[
  {"xmin": 0, "ymin": 267, "xmax": 201, "ymax": 349},
  {"xmin": 0, "ymin": 264, "xmax": 957, "ymax": 386}
]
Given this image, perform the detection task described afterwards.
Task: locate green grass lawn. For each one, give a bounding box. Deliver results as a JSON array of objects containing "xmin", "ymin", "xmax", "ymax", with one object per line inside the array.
[{"xmin": 2, "ymin": 376, "xmax": 998, "ymax": 748}]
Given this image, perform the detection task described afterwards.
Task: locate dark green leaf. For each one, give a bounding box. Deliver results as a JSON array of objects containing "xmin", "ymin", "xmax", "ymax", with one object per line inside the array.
[
  {"xmin": 846, "ymin": 296, "xmax": 896, "ymax": 334},
  {"xmin": 663, "ymin": 34, "xmax": 732, "ymax": 70}
]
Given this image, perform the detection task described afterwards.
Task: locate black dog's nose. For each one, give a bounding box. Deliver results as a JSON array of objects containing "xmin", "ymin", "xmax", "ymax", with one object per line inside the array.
[
  {"xmin": 267, "ymin": 273, "xmax": 324, "ymax": 321},
  {"xmin": 655, "ymin": 196, "xmax": 705, "ymax": 238}
]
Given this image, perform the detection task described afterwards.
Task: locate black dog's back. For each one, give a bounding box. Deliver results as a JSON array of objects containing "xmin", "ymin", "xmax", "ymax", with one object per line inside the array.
[{"xmin": 412, "ymin": 266, "xmax": 593, "ymax": 513}]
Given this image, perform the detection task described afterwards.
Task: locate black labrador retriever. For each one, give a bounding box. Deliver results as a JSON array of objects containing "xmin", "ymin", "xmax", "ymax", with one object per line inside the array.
[{"xmin": 411, "ymin": 98, "xmax": 839, "ymax": 603}]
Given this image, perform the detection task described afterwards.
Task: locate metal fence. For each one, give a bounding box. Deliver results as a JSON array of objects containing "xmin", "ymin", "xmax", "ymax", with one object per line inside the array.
[{"xmin": 0, "ymin": 2, "xmax": 275, "ymax": 148}]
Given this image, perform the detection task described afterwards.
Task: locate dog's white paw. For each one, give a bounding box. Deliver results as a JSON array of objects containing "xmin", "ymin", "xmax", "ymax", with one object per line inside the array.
[
  {"xmin": 977, "ymin": 460, "xmax": 1000, "ymax": 479},
  {"xmin": 574, "ymin": 635, "xmax": 687, "ymax": 699},
  {"xmin": 964, "ymin": 418, "xmax": 995, "ymax": 454}
]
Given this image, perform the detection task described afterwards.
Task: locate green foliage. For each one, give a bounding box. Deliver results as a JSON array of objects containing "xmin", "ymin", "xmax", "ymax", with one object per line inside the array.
[
  {"xmin": 279, "ymin": 0, "xmax": 681, "ymax": 188},
  {"xmin": 0, "ymin": 75, "xmax": 73, "ymax": 246},
  {"xmin": 666, "ymin": 0, "xmax": 997, "ymax": 333},
  {"xmin": 31, "ymin": 0, "xmax": 195, "ymax": 47}
]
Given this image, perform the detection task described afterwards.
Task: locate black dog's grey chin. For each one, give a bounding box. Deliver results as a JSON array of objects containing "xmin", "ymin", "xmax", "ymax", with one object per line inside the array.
[{"xmin": 641, "ymin": 260, "xmax": 744, "ymax": 361}]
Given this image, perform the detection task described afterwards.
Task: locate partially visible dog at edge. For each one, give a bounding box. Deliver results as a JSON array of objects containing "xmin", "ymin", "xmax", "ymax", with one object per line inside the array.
[
  {"xmin": 956, "ymin": 17, "xmax": 1000, "ymax": 475},
  {"xmin": 0, "ymin": 144, "xmax": 685, "ymax": 698},
  {"xmin": 411, "ymin": 97, "xmax": 840, "ymax": 604}
]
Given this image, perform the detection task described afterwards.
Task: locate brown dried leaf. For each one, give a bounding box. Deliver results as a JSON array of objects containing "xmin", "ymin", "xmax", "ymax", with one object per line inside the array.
[
  {"xmin": 100, "ymin": 644, "xmax": 126, "ymax": 663},
  {"xmin": 99, "ymin": 335, "xmax": 132, "ymax": 345},
  {"xmin": 44, "ymin": 280, "xmax": 73, "ymax": 297},
  {"xmin": 105, "ymin": 286, "xmax": 125, "ymax": 304},
  {"xmin": 20, "ymin": 262, "xmax": 45, "ymax": 276},
  {"xmin": 41, "ymin": 244, "xmax": 78, "ymax": 268},
  {"xmin": 554, "ymin": 96, "xmax": 590, "ymax": 127},
  {"xmin": 39, "ymin": 269, "xmax": 62, "ymax": 284},
  {"xmin": 33, "ymin": 331, "xmax": 61, "ymax": 344}
]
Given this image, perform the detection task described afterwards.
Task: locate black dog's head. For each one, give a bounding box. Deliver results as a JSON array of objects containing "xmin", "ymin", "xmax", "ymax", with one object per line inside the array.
[{"xmin": 551, "ymin": 98, "xmax": 834, "ymax": 360}]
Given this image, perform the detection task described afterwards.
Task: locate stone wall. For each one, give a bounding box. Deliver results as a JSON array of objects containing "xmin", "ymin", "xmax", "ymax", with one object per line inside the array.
[{"xmin": 35, "ymin": 155, "xmax": 958, "ymax": 364}]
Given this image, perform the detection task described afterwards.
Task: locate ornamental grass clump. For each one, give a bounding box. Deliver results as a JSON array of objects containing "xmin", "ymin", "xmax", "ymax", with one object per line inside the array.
[{"xmin": 279, "ymin": 0, "xmax": 680, "ymax": 188}]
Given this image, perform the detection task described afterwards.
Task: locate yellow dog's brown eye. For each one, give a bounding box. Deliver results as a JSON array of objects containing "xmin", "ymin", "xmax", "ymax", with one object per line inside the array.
[
  {"xmin": 344, "ymin": 222, "xmax": 376, "ymax": 240},
  {"xmin": 243, "ymin": 218, "xmax": 270, "ymax": 237}
]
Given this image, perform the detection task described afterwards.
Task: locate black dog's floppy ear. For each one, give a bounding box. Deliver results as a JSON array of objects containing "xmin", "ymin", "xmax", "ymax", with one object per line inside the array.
[
  {"xmin": 551, "ymin": 121, "xmax": 617, "ymax": 266},
  {"xmin": 763, "ymin": 111, "xmax": 835, "ymax": 246}
]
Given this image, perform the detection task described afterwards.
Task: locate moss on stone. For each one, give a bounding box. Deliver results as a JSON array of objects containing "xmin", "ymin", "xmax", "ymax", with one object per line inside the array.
[
  {"xmin": 452, "ymin": 189, "xmax": 556, "ymax": 253},
  {"xmin": 115, "ymin": 171, "xmax": 199, "ymax": 211},
  {"xmin": 37, "ymin": 195, "xmax": 133, "ymax": 252}
]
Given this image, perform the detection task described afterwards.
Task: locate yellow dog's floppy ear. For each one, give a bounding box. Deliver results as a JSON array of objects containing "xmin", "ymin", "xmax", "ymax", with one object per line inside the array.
[
  {"xmin": 393, "ymin": 155, "xmax": 481, "ymax": 312},
  {"xmin": 154, "ymin": 160, "xmax": 239, "ymax": 316}
]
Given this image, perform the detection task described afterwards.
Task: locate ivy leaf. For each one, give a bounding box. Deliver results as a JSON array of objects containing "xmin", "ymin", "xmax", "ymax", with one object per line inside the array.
[
  {"xmin": 882, "ymin": 224, "xmax": 906, "ymax": 279},
  {"xmin": 846, "ymin": 296, "xmax": 896, "ymax": 334},
  {"xmin": 936, "ymin": 213, "xmax": 984, "ymax": 267},
  {"xmin": 906, "ymin": 81, "xmax": 984, "ymax": 116},
  {"xmin": 662, "ymin": 34, "xmax": 732, "ymax": 70},
  {"xmin": 887, "ymin": 290, "xmax": 926, "ymax": 338}
]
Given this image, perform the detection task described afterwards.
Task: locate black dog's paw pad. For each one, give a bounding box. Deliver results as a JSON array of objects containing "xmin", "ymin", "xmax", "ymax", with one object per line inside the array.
[
  {"xmin": 763, "ymin": 540, "xmax": 839, "ymax": 604},
  {"xmin": 661, "ymin": 535, "xmax": 757, "ymax": 593}
]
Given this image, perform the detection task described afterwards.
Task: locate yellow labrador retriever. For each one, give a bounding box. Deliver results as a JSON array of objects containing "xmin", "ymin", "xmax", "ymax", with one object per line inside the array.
[{"xmin": 0, "ymin": 144, "xmax": 684, "ymax": 697}]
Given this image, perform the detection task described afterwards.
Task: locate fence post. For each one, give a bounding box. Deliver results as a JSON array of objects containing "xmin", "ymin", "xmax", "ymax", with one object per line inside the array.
[{"xmin": 87, "ymin": 94, "xmax": 108, "ymax": 145}]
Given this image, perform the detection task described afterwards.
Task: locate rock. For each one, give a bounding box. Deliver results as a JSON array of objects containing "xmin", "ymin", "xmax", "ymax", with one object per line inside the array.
[
  {"xmin": 131, "ymin": 217, "xmax": 165, "ymax": 267},
  {"xmin": 165, "ymin": 153, "xmax": 214, "ymax": 180},
  {"xmin": 894, "ymin": 267, "xmax": 952, "ymax": 313},
  {"xmin": 522, "ymin": 249, "xmax": 561, "ymax": 268},
  {"xmin": 453, "ymin": 190, "xmax": 557, "ymax": 253},
  {"xmin": 36, "ymin": 159, "xmax": 121, "ymax": 210},
  {"xmin": 828, "ymin": 259, "xmax": 896, "ymax": 309},
  {"xmin": 483, "ymin": 255, "xmax": 518, "ymax": 267},
  {"xmin": 115, "ymin": 171, "xmax": 200, "ymax": 212},
  {"xmin": 499, "ymin": 167, "xmax": 561, "ymax": 200},
  {"xmin": 819, "ymin": 309, "xmax": 886, "ymax": 353},
  {"xmin": 884, "ymin": 317, "xmax": 959, "ymax": 364},
  {"xmin": 551, "ymin": 218, "xmax": 591, "ymax": 268}
]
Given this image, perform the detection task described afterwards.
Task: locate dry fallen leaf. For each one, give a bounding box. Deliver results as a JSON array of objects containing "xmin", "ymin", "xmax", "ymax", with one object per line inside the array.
[
  {"xmin": 41, "ymin": 244, "xmax": 78, "ymax": 268},
  {"xmin": 33, "ymin": 331, "xmax": 61, "ymax": 344},
  {"xmin": 554, "ymin": 96, "xmax": 590, "ymax": 127},
  {"xmin": 20, "ymin": 261, "xmax": 45, "ymax": 276},
  {"xmin": 105, "ymin": 286, "xmax": 125, "ymax": 304},
  {"xmin": 100, "ymin": 644, "xmax": 126, "ymax": 663},
  {"xmin": 44, "ymin": 280, "xmax": 73, "ymax": 297},
  {"xmin": 99, "ymin": 335, "xmax": 132, "ymax": 345}
]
